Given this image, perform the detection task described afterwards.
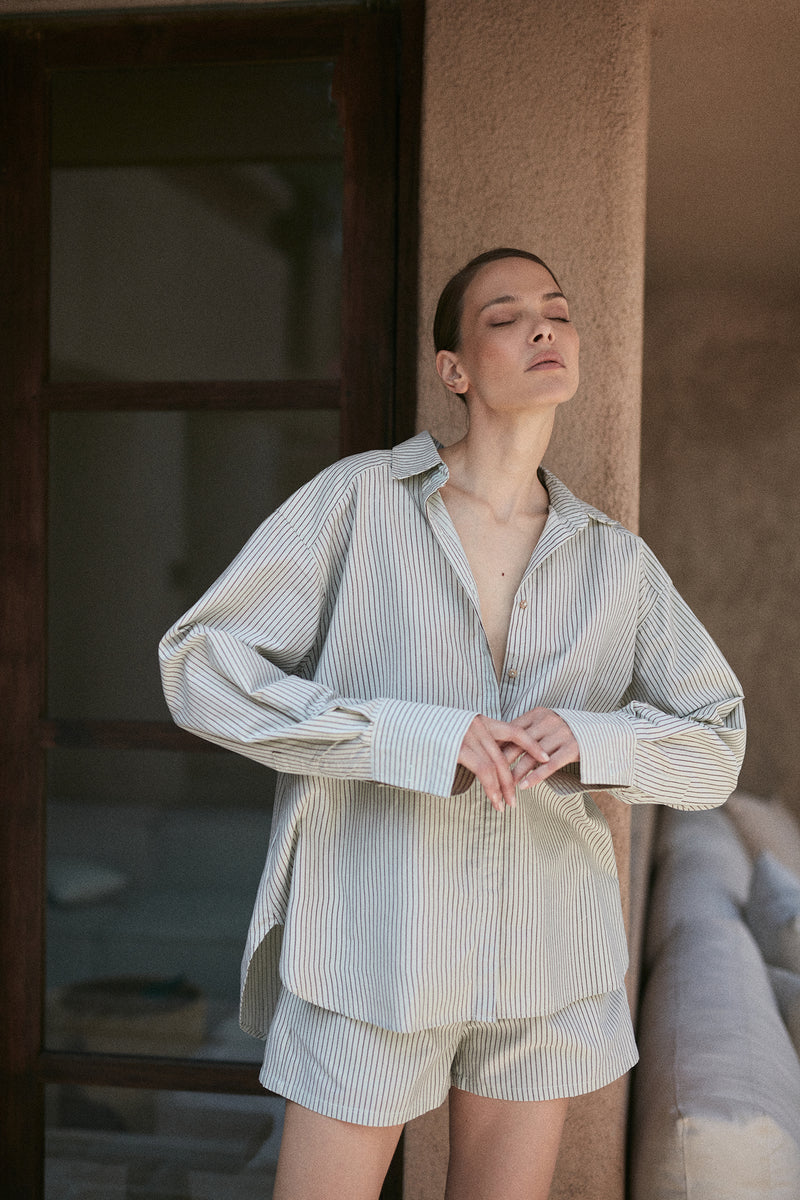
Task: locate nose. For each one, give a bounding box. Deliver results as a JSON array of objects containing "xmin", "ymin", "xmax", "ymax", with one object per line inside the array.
[{"xmin": 530, "ymin": 321, "xmax": 555, "ymax": 344}]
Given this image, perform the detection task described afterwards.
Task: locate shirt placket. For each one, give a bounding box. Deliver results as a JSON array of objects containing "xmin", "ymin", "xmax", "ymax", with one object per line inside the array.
[{"xmin": 498, "ymin": 589, "xmax": 534, "ymax": 719}]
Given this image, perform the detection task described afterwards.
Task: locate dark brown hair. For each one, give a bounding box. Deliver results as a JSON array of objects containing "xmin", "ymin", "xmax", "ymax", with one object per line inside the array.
[{"xmin": 433, "ymin": 247, "xmax": 561, "ymax": 353}]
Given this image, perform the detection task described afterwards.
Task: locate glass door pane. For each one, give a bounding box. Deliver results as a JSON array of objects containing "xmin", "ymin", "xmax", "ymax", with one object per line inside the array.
[
  {"xmin": 46, "ymin": 410, "xmax": 339, "ymax": 1059},
  {"xmin": 49, "ymin": 64, "xmax": 343, "ymax": 382},
  {"xmin": 46, "ymin": 1083, "xmax": 284, "ymax": 1198}
]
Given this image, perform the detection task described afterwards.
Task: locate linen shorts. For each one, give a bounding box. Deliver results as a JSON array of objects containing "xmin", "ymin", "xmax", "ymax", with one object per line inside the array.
[{"xmin": 259, "ymin": 984, "xmax": 638, "ymax": 1127}]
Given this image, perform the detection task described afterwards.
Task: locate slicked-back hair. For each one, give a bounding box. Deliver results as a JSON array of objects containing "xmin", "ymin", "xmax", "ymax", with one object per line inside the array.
[{"xmin": 433, "ymin": 248, "xmax": 561, "ymax": 354}]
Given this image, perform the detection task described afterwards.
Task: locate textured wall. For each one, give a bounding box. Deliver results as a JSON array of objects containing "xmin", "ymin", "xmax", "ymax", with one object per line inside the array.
[
  {"xmin": 641, "ymin": 287, "xmax": 800, "ymax": 815},
  {"xmin": 406, "ymin": 2, "xmax": 650, "ymax": 1199},
  {"xmin": 415, "ymin": 0, "xmax": 649, "ymax": 530}
]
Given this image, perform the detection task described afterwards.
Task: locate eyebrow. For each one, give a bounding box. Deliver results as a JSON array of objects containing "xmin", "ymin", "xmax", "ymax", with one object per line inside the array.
[{"xmin": 479, "ymin": 291, "xmax": 568, "ymax": 312}]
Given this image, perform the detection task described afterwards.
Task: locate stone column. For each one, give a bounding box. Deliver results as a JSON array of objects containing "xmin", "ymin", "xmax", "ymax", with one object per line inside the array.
[{"xmin": 407, "ymin": 2, "xmax": 650, "ymax": 1196}]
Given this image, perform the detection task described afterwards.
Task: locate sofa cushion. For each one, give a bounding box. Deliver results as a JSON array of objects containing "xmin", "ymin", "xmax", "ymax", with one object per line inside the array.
[
  {"xmin": 768, "ymin": 966, "xmax": 800, "ymax": 1058},
  {"xmin": 644, "ymin": 807, "xmax": 751, "ymax": 969},
  {"xmin": 630, "ymin": 917, "xmax": 800, "ymax": 1200},
  {"xmin": 745, "ymin": 852, "xmax": 800, "ymax": 973},
  {"xmin": 726, "ymin": 791, "xmax": 800, "ymax": 879}
]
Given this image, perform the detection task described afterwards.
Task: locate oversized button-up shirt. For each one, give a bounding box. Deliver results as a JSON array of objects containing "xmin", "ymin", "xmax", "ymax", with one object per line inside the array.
[{"xmin": 159, "ymin": 432, "xmax": 745, "ymax": 1035}]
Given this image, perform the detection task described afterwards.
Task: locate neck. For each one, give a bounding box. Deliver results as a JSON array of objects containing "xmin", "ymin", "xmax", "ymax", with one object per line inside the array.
[{"xmin": 440, "ymin": 408, "xmax": 555, "ymax": 521}]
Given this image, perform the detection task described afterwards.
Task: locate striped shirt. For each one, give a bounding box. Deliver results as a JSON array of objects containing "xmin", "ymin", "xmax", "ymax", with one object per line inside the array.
[{"xmin": 159, "ymin": 431, "xmax": 745, "ymax": 1035}]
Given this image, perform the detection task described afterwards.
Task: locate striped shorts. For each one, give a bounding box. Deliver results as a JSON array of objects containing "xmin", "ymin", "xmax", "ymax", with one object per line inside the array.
[{"xmin": 259, "ymin": 985, "xmax": 638, "ymax": 1126}]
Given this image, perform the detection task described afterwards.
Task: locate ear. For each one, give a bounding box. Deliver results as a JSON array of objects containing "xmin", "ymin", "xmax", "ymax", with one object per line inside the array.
[{"xmin": 435, "ymin": 350, "xmax": 469, "ymax": 395}]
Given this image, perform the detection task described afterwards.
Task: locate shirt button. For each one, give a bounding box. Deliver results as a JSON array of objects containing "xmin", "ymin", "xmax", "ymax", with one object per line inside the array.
[
  {"xmin": 519, "ymin": 599, "xmax": 528, "ymax": 610},
  {"xmin": 507, "ymin": 668, "xmax": 517, "ymax": 680}
]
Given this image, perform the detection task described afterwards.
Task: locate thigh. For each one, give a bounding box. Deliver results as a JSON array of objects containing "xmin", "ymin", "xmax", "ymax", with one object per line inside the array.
[
  {"xmin": 273, "ymin": 1100, "xmax": 403, "ymax": 1200},
  {"xmin": 445, "ymin": 1087, "xmax": 568, "ymax": 1200}
]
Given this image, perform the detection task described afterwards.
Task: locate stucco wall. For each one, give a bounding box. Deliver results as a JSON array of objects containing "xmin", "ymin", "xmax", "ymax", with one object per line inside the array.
[
  {"xmin": 415, "ymin": 0, "xmax": 649, "ymax": 530},
  {"xmin": 641, "ymin": 287, "xmax": 800, "ymax": 814},
  {"xmin": 408, "ymin": 3, "xmax": 650, "ymax": 1199}
]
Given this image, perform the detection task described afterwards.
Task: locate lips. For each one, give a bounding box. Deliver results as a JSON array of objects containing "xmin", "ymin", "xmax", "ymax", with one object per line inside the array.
[{"xmin": 526, "ymin": 350, "xmax": 565, "ymax": 370}]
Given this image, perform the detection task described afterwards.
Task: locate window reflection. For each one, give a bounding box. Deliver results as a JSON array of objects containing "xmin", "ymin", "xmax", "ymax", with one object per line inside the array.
[
  {"xmin": 49, "ymin": 63, "xmax": 343, "ymax": 382},
  {"xmin": 46, "ymin": 407, "xmax": 339, "ymax": 1059},
  {"xmin": 46, "ymin": 1084, "xmax": 283, "ymax": 1199},
  {"xmin": 46, "ymin": 749, "xmax": 276, "ymax": 1059},
  {"xmin": 47, "ymin": 409, "xmax": 339, "ymax": 720}
]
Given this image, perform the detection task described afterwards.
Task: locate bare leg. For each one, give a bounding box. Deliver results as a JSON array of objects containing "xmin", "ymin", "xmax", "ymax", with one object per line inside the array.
[
  {"xmin": 272, "ymin": 1100, "xmax": 404, "ymax": 1200},
  {"xmin": 445, "ymin": 1087, "xmax": 569, "ymax": 1200}
]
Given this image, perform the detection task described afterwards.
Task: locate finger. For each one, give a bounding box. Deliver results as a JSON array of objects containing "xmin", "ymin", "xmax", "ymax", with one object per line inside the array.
[
  {"xmin": 488, "ymin": 715, "xmax": 547, "ymax": 741},
  {"xmin": 492, "ymin": 724, "xmax": 551, "ymax": 766},
  {"xmin": 477, "ymin": 729, "xmax": 522, "ymax": 811},
  {"xmin": 458, "ymin": 732, "xmax": 515, "ymax": 812},
  {"xmin": 519, "ymin": 745, "xmax": 579, "ymax": 787},
  {"xmin": 460, "ymin": 717, "xmax": 550, "ymax": 810},
  {"xmin": 510, "ymin": 752, "xmax": 546, "ymax": 781}
]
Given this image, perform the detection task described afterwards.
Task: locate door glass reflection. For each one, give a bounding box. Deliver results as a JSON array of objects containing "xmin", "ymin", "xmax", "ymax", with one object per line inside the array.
[
  {"xmin": 46, "ymin": 748, "xmax": 276, "ymax": 1062},
  {"xmin": 49, "ymin": 63, "xmax": 343, "ymax": 382},
  {"xmin": 47, "ymin": 408, "xmax": 339, "ymax": 721},
  {"xmin": 46, "ymin": 1083, "xmax": 283, "ymax": 1199}
]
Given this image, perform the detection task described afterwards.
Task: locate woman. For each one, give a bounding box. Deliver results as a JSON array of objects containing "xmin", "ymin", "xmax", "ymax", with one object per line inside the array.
[{"xmin": 159, "ymin": 248, "xmax": 745, "ymax": 1200}]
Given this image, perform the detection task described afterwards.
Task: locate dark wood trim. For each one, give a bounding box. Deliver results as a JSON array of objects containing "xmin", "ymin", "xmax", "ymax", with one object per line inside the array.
[
  {"xmin": 0, "ymin": 26, "xmax": 49, "ymax": 1199},
  {"xmin": 393, "ymin": 0, "xmax": 425, "ymax": 444},
  {"xmin": 6, "ymin": 6, "xmax": 359, "ymax": 68},
  {"xmin": 338, "ymin": 7, "xmax": 399, "ymax": 453},
  {"xmin": 41, "ymin": 379, "xmax": 341, "ymax": 412},
  {"xmin": 40, "ymin": 718, "xmax": 224, "ymax": 752},
  {"xmin": 40, "ymin": 1050, "xmax": 265, "ymax": 1095}
]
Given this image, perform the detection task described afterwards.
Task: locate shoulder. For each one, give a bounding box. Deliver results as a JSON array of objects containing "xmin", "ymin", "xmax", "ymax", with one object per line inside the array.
[
  {"xmin": 276, "ymin": 433, "xmax": 438, "ymax": 546},
  {"xmin": 541, "ymin": 468, "xmax": 676, "ymax": 589},
  {"xmin": 541, "ymin": 467, "xmax": 639, "ymax": 546}
]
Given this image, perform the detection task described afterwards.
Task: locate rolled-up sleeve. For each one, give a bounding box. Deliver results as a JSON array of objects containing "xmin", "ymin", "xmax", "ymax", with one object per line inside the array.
[
  {"xmin": 159, "ymin": 510, "xmax": 476, "ymax": 798},
  {"xmin": 553, "ymin": 542, "xmax": 745, "ymax": 809}
]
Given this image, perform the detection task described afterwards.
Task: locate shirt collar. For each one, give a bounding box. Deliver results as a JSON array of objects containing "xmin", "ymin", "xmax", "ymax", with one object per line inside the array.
[
  {"xmin": 390, "ymin": 431, "xmax": 446, "ymax": 479},
  {"xmin": 391, "ymin": 431, "xmax": 618, "ymax": 531},
  {"xmin": 538, "ymin": 467, "xmax": 618, "ymax": 530}
]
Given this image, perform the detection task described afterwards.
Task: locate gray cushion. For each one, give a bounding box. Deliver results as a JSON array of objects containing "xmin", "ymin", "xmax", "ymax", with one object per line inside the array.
[
  {"xmin": 644, "ymin": 807, "xmax": 751, "ymax": 968},
  {"xmin": 726, "ymin": 791, "xmax": 800, "ymax": 879},
  {"xmin": 768, "ymin": 965, "xmax": 800, "ymax": 1058},
  {"xmin": 745, "ymin": 852, "xmax": 800, "ymax": 973},
  {"xmin": 631, "ymin": 916, "xmax": 800, "ymax": 1199}
]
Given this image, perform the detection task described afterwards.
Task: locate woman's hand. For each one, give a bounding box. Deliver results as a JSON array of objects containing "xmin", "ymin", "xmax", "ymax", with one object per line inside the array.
[
  {"xmin": 504, "ymin": 708, "xmax": 579, "ymax": 788},
  {"xmin": 455, "ymin": 715, "xmax": 552, "ymax": 813}
]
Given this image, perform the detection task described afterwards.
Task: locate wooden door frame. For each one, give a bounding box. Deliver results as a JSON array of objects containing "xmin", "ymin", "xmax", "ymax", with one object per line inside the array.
[{"xmin": 0, "ymin": 4, "xmax": 422, "ymax": 1196}]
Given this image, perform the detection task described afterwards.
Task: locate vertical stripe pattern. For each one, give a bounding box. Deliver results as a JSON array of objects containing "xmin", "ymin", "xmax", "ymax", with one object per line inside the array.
[
  {"xmin": 259, "ymin": 985, "xmax": 638, "ymax": 1124},
  {"xmin": 158, "ymin": 431, "xmax": 745, "ymax": 1036}
]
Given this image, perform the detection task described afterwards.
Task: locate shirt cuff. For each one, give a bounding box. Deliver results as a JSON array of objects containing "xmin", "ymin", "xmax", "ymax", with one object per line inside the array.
[
  {"xmin": 551, "ymin": 709, "xmax": 636, "ymax": 788},
  {"xmin": 371, "ymin": 698, "xmax": 478, "ymax": 797}
]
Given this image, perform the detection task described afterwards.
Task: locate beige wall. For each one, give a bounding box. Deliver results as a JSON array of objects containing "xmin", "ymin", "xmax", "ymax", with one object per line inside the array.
[
  {"xmin": 641, "ymin": 287, "xmax": 800, "ymax": 814},
  {"xmin": 415, "ymin": 0, "xmax": 649, "ymax": 530},
  {"xmin": 642, "ymin": 1, "xmax": 800, "ymax": 829},
  {"xmin": 408, "ymin": 2, "xmax": 650, "ymax": 1198}
]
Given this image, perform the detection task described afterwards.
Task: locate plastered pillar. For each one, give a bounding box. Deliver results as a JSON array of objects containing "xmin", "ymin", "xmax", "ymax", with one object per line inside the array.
[{"xmin": 407, "ymin": 2, "xmax": 650, "ymax": 1197}]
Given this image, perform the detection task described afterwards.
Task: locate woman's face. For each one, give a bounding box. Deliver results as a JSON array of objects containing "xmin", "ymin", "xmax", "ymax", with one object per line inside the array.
[{"xmin": 436, "ymin": 257, "xmax": 580, "ymax": 414}]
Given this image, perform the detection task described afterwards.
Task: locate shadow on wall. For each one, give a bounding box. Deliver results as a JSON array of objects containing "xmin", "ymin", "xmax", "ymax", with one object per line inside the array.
[{"xmin": 639, "ymin": 287, "xmax": 800, "ymax": 807}]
